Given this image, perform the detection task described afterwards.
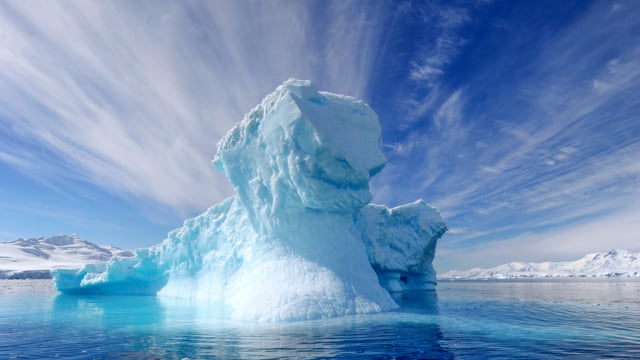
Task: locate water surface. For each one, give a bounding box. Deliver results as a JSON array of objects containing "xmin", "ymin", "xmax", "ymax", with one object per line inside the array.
[{"xmin": 1, "ymin": 279, "xmax": 639, "ymax": 359}]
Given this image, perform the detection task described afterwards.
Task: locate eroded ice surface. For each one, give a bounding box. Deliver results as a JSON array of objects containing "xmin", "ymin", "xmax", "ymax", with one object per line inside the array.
[{"xmin": 53, "ymin": 79, "xmax": 447, "ymax": 321}]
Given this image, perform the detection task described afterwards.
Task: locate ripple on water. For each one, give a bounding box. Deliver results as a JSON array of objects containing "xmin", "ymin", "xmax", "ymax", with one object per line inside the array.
[{"xmin": 1, "ymin": 279, "xmax": 639, "ymax": 359}]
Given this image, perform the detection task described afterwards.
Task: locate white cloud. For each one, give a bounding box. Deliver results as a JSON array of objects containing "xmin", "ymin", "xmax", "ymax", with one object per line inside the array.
[
  {"xmin": 381, "ymin": 1, "xmax": 640, "ymax": 270},
  {"xmin": 403, "ymin": 5, "xmax": 472, "ymax": 122},
  {"xmin": 0, "ymin": 1, "xmax": 391, "ymax": 217},
  {"xmin": 433, "ymin": 89, "xmax": 464, "ymax": 130},
  {"xmin": 410, "ymin": 6, "xmax": 469, "ymax": 86},
  {"xmin": 410, "ymin": 65, "xmax": 443, "ymax": 82}
]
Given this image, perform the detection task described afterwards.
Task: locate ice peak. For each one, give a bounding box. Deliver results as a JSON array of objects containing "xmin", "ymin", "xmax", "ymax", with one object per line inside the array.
[
  {"xmin": 213, "ymin": 79, "xmax": 385, "ymax": 214},
  {"xmin": 605, "ymin": 249, "xmax": 624, "ymax": 257},
  {"xmin": 283, "ymin": 78, "xmax": 320, "ymax": 101}
]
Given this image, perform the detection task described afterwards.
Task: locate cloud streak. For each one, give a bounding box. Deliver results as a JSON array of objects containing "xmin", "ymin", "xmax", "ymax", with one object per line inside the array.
[
  {"xmin": 0, "ymin": 1, "xmax": 638, "ymax": 266},
  {"xmin": 0, "ymin": 0, "xmax": 392, "ymax": 218},
  {"xmin": 372, "ymin": 1, "xmax": 640, "ymax": 270}
]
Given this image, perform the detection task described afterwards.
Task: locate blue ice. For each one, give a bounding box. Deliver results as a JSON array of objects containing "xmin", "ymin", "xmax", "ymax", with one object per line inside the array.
[{"xmin": 53, "ymin": 79, "xmax": 447, "ymax": 321}]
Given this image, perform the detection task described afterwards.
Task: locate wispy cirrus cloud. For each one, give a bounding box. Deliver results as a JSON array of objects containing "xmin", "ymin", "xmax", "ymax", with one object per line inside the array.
[
  {"xmin": 409, "ymin": 7, "xmax": 469, "ymax": 86},
  {"xmin": 403, "ymin": 4, "xmax": 472, "ymax": 122},
  {"xmin": 370, "ymin": 1, "xmax": 475, "ymax": 203},
  {"xmin": 0, "ymin": 0, "xmax": 392, "ymax": 219},
  {"xmin": 0, "ymin": 1, "xmax": 638, "ymax": 267},
  {"xmin": 372, "ymin": 1, "xmax": 640, "ymax": 270}
]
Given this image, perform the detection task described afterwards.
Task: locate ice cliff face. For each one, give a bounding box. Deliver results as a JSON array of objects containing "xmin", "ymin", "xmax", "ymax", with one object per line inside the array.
[{"xmin": 53, "ymin": 79, "xmax": 447, "ymax": 321}]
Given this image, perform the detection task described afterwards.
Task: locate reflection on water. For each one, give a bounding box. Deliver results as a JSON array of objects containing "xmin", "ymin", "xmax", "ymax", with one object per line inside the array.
[
  {"xmin": 438, "ymin": 278, "xmax": 640, "ymax": 305},
  {"xmin": 436, "ymin": 279, "xmax": 640, "ymax": 359},
  {"xmin": 1, "ymin": 279, "xmax": 639, "ymax": 359},
  {"xmin": 14, "ymin": 288, "xmax": 448, "ymax": 359}
]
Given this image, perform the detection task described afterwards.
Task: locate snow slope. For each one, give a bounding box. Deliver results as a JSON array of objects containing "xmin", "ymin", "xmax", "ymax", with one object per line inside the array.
[
  {"xmin": 0, "ymin": 234, "xmax": 133, "ymax": 279},
  {"xmin": 52, "ymin": 79, "xmax": 447, "ymax": 321},
  {"xmin": 440, "ymin": 249, "xmax": 640, "ymax": 279}
]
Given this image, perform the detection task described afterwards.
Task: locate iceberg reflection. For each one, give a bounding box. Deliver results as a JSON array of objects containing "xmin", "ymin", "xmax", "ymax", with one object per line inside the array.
[{"xmin": 48, "ymin": 290, "xmax": 450, "ymax": 359}]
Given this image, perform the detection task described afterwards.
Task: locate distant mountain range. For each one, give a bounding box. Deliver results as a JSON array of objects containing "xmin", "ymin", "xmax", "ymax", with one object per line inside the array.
[
  {"xmin": 439, "ymin": 249, "xmax": 640, "ymax": 280},
  {"xmin": 4, "ymin": 236, "xmax": 639, "ymax": 281},
  {"xmin": 0, "ymin": 234, "xmax": 133, "ymax": 279}
]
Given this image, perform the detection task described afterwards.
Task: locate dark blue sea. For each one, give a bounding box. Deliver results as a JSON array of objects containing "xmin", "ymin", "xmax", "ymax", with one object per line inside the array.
[{"xmin": 1, "ymin": 279, "xmax": 639, "ymax": 359}]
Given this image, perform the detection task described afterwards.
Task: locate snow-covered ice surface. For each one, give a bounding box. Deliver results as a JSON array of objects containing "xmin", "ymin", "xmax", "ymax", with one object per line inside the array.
[
  {"xmin": 52, "ymin": 79, "xmax": 447, "ymax": 321},
  {"xmin": 0, "ymin": 234, "xmax": 133, "ymax": 279},
  {"xmin": 440, "ymin": 249, "xmax": 640, "ymax": 280}
]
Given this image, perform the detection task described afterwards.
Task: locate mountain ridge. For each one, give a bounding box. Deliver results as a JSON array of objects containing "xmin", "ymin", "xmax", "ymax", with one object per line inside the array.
[
  {"xmin": 0, "ymin": 234, "xmax": 133, "ymax": 279},
  {"xmin": 439, "ymin": 249, "xmax": 640, "ymax": 280}
]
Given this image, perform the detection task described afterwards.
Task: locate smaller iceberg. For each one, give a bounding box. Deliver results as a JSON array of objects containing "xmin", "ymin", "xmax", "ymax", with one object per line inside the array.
[{"xmin": 53, "ymin": 79, "xmax": 447, "ymax": 321}]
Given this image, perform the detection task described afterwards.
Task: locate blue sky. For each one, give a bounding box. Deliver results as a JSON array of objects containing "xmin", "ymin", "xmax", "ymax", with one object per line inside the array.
[{"xmin": 0, "ymin": 1, "xmax": 638, "ymax": 271}]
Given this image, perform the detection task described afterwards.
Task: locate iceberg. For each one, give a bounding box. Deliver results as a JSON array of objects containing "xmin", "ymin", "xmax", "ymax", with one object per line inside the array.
[{"xmin": 53, "ymin": 79, "xmax": 447, "ymax": 321}]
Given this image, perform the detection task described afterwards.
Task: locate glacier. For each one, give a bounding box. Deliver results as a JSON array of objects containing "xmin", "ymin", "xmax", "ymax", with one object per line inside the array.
[{"xmin": 53, "ymin": 79, "xmax": 447, "ymax": 321}]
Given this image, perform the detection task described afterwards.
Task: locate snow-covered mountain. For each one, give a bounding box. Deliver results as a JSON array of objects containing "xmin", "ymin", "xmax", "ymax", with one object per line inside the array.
[
  {"xmin": 439, "ymin": 249, "xmax": 640, "ymax": 280},
  {"xmin": 0, "ymin": 234, "xmax": 133, "ymax": 279}
]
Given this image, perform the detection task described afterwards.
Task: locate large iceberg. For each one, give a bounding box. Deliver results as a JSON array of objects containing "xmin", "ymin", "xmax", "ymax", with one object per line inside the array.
[{"xmin": 53, "ymin": 79, "xmax": 447, "ymax": 321}]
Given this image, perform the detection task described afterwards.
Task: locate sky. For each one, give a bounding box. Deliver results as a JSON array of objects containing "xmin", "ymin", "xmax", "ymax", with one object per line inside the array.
[{"xmin": 0, "ymin": 0, "xmax": 638, "ymax": 272}]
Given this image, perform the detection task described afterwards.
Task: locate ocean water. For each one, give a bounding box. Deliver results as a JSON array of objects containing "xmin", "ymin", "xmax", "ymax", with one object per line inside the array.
[{"xmin": 1, "ymin": 279, "xmax": 639, "ymax": 359}]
